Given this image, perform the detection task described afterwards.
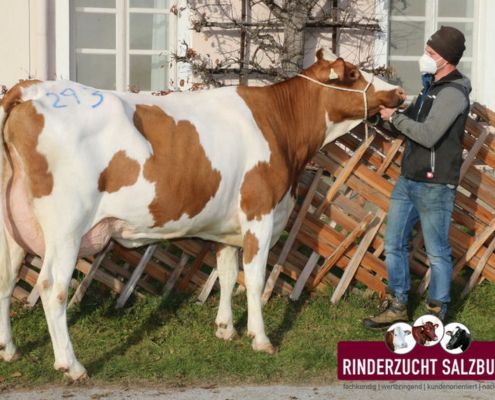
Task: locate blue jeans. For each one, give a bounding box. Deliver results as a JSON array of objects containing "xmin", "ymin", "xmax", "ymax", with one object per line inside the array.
[{"xmin": 384, "ymin": 175, "xmax": 456, "ymax": 310}]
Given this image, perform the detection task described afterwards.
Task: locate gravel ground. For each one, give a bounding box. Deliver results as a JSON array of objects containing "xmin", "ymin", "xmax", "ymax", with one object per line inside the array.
[{"xmin": 2, "ymin": 381, "xmax": 494, "ymax": 399}]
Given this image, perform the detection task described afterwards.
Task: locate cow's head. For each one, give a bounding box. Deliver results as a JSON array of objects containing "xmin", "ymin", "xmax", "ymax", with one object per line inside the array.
[
  {"xmin": 419, "ymin": 320, "xmax": 439, "ymax": 342},
  {"xmin": 392, "ymin": 326, "xmax": 411, "ymax": 350},
  {"xmin": 304, "ymin": 48, "xmax": 406, "ymax": 122},
  {"xmin": 446, "ymin": 327, "xmax": 470, "ymax": 350}
]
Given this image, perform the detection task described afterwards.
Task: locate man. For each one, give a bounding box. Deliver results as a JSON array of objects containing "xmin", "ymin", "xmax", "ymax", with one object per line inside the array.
[{"xmin": 363, "ymin": 26, "xmax": 471, "ymax": 330}]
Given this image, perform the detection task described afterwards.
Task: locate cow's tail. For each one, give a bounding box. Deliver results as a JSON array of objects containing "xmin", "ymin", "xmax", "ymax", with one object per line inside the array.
[
  {"xmin": 0, "ymin": 93, "xmax": 13, "ymax": 291},
  {"xmin": 0, "ymin": 81, "xmax": 40, "ymax": 291},
  {"xmin": 0, "ymin": 85, "xmax": 23, "ymax": 292}
]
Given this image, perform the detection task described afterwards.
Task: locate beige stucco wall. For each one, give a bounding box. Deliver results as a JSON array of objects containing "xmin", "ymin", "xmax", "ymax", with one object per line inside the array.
[
  {"xmin": 0, "ymin": 0, "xmax": 31, "ymax": 89},
  {"xmin": 188, "ymin": 0, "xmax": 379, "ymax": 86}
]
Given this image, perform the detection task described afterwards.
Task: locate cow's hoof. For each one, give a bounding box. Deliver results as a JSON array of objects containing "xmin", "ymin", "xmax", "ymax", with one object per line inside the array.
[
  {"xmin": 215, "ymin": 326, "xmax": 239, "ymax": 341},
  {"xmin": 0, "ymin": 350, "xmax": 21, "ymax": 362},
  {"xmin": 253, "ymin": 342, "xmax": 279, "ymax": 355},
  {"xmin": 64, "ymin": 370, "xmax": 88, "ymax": 381},
  {"xmin": 56, "ymin": 361, "xmax": 88, "ymax": 381}
]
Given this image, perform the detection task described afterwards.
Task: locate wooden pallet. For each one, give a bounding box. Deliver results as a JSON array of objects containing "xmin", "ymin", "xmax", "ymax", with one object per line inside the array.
[{"xmin": 12, "ymin": 103, "xmax": 495, "ymax": 307}]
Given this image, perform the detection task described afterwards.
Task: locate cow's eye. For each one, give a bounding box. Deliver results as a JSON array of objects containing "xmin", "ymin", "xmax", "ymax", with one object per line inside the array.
[{"xmin": 349, "ymin": 70, "xmax": 358, "ymax": 79}]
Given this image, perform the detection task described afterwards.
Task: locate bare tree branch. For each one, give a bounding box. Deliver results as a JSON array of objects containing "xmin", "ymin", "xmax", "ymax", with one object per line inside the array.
[{"xmin": 178, "ymin": 0, "xmax": 392, "ymax": 88}]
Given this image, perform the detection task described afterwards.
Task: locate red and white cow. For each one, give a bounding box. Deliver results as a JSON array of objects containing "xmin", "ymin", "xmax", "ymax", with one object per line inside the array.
[
  {"xmin": 0, "ymin": 48, "xmax": 405, "ymax": 379},
  {"xmin": 385, "ymin": 325, "xmax": 411, "ymax": 352},
  {"xmin": 413, "ymin": 320, "xmax": 440, "ymax": 346}
]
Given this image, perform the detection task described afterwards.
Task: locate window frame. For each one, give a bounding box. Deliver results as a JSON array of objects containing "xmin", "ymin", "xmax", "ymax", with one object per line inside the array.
[
  {"xmin": 384, "ymin": 0, "xmax": 478, "ymax": 101},
  {"xmin": 55, "ymin": 0, "xmax": 190, "ymax": 92}
]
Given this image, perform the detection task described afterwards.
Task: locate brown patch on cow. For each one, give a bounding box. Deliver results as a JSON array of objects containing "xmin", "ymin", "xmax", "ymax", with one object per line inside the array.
[
  {"xmin": 243, "ymin": 230, "xmax": 259, "ymax": 265},
  {"xmin": 3, "ymin": 101, "xmax": 53, "ymax": 198},
  {"xmin": 98, "ymin": 150, "xmax": 140, "ymax": 193},
  {"xmin": 133, "ymin": 104, "xmax": 222, "ymax": 227},
  {"xmin": 237, "ymin": 85, "xmax": 324, "ymax": 221},
  {"xmin": 57, "ymin": 291, "xmax": 67, "ymax": 304},
  {"xmin": 0, "ymin": 80, "xmax": 42, "ymax": 114}
]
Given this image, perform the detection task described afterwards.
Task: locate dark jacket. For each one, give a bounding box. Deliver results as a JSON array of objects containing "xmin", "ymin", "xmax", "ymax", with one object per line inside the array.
[{"xmin": 388, "ymin": 70, "xmax": 471, "ymax": 185}]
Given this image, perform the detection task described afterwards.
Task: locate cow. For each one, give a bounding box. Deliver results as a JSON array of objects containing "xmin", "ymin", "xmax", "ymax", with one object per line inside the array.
[
  {"xmin": 445, "ymin": 326, "xmax": 471, "ymax": 352},
  {"xmin": 0, "ymin": 48, "xmax": 405, "ymax": 380},
  {"xmin": 412, "ymin": 320, "xmax": 439, "ymax": 345},
  {"xmin": 385, "ymin": 325, "xmax": 411, "ymax": 352}
]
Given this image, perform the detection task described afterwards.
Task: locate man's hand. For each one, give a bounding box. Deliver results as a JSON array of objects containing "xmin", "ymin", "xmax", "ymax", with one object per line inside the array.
[{"xmin": 379, "ymin": 105, "xmax": 397, "ymax": 122}]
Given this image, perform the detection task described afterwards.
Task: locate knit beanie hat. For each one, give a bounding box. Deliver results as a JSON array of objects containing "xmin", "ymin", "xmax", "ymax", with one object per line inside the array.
[{"xmin": 427, "ymin": 26, "xmax": 466, "ymax": 65}]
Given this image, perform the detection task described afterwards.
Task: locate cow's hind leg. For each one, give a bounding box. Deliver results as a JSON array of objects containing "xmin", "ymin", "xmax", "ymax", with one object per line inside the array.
[
  {"xmin": 215, "ymin": 244, "xmax": 240, "ymax": 341},
  {"xmin": 0, "ymin": 231, "xmax": 26, "ymax": 362},
  {"xmin": 37, "ymin": 242, "xmax": 87, "ymax": 380}
]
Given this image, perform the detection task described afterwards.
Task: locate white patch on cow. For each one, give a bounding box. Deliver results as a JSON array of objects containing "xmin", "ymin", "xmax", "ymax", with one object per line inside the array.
[
  {"xmin": 388, "ymin": 323, "xmax": 414, "ymax": 354},
  {"xmin": 329, "ymin": 68, "xmax": 339, "ymax": 80},
  {"xmin": 321, "ymin": 48, "xmax": 339, "ymax": 62},
  {"xmin": 393, "ymin": 326, "xmax": 409, "ymax": 350},
  {"xmin": 360, "ymin": 70, "xmax": 398, "ymax": 93},
  {"xmin": 239, "ymin": 210, "xmax": 276, "ymax": 351},
  {"xmin": 271, "ymin": 191, "xmax": 296, "ymax": 246},
  {"xmin": 323, "ymin": 114, "xmax": 363, "ymax": 146}
]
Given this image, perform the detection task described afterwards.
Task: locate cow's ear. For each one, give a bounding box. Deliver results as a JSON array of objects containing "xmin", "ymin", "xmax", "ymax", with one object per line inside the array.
[
  {"xmin": 446, "ymin": 331, "xmax": 452, "ymax": 336},
  {"xmin": 434, "ymin": 324, "xmax": 439, "ymax": 328},
  {"xmin": 404, "ymin": 330, "xmax": 411, "ymax": 335},
  {"xmin": 317, "ymin": 48, "xmax": 338, "ymax": 62},
  {"xmin": 328, "ymin": 58, "xmax": 345, "ymax": 81}
]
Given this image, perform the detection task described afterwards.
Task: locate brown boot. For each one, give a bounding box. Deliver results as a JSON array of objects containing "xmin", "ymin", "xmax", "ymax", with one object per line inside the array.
[
  {"xmin": 363, "ymin": 297, "xmax": 408, "ymax": 331},
  {"xmin": 425, "ymin": 298, "xmax": 446, "ymax": 321}
]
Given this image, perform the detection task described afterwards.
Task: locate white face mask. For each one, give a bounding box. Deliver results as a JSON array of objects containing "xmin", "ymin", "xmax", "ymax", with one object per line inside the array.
[{"xmin": 419, "ymin": 53, "xmax": 447, "ymax": 75}]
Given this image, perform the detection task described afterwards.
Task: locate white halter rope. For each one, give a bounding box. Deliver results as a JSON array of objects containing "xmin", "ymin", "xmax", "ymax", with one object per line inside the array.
[{"xmin": 297, "ymin": 73, "xmax": 374, "ymax": 140}]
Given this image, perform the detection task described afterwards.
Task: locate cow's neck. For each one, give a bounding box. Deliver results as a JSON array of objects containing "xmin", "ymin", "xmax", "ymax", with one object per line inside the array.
[
  {"xmin": 237, "ymin": 81, "xmax": 327, "ymax": 175},
  {"xmin": 237, "ymin": 80, "xmax": 363, "ymax": 178}
]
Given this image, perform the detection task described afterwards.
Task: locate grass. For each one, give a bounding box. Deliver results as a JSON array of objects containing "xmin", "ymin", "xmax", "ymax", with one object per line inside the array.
[{"xmin": 1, "ymin": 278, "xmax": 495, "ymax": 392}]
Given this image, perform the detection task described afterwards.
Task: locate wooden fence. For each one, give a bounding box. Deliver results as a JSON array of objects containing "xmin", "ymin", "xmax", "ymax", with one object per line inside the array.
[{"xmin": 12, "ymin": 103, "xmax": 495, "ymax": 308}]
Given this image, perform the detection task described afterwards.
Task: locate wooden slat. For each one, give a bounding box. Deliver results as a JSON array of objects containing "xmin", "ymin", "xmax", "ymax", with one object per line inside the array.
[
  {"xmin": 310, "ymin": 212, "xmax": 374, "ymax": 290},
  {"xmin": 162, "ymin": 253, "xmax": 190, "ymax": 297},
  {"xmin": 315, "ymin": 130, "xmax": 376, "ymax": 216},
  {"xmin": 330, "ymin": 209, "xmax": 386, "ymax": 303},
  {"xmin": 461, "ymin": 235, "xmax": 495, "ymax": 297},
  {"xmin": 261, "ymin": 167, "xmax": 323, "ymax": 305},
  {"xmin": 196, "ymin": 269, "xmax": 219, "ymax": 304},
  {"xmin": 68, "ymin": 241, "xmax": 114, "ymax": 308},
  {"xmin": 75, "ymin": 259, "xmax": 130, "ymax": 296},
  {"xmin": 290, "ymin": 251, "xmax": 321, "ymax": 300},
  {"xmin": 376, "ymin": 134, "xmax": 406, "ymax": 175},
  {"xmin": 471, "ymin": 102, "xmax": 495, "ymax": 127},
  {"xmin": 178, "ymin": 242, "xmax": 213, "ymax": 291},
  {"xmin": 115, "ymin": 244, "xmax": 158, "ymax": 308}
]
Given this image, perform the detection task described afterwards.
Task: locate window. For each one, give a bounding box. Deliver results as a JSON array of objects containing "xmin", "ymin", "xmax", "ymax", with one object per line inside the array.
[
  {"xmin": 70, "ymin": 0, "xmax": 177, "ymax": 92},
  {"xmin": 388, "ymin": 0, "xmax": 476, "ymax": 99}
]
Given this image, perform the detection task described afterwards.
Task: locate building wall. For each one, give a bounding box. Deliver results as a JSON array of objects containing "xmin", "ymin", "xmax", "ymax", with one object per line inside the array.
[{"xmin": 0, "ymin": 0, "xmax": 31, "ymax": 88}]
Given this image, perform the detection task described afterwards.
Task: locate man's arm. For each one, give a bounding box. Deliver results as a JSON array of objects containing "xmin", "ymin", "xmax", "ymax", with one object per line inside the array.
[{"xmin": 384, "ymin": 87, "xmax": 467, "ymax": 148}]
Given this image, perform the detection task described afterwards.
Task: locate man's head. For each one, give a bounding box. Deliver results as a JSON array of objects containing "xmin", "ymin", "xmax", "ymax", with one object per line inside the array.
[{"xmin": 427, "ymin": 26, "xmax": 466, "ymax": 66}]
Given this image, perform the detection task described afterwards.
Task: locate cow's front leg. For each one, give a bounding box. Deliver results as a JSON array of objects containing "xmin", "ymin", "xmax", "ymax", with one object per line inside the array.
[
  {"xmin": 0, "ymin": 232, "xmax": 26, "ymax": 362},
  {"xmin": 215, "ymin": 244, "xmax": 240, "ymax": 341},
  {"xmin": 242, "ymin": 227, "xmax": 277, "ymax": 354},
  {"xmin": 38, "ymin": 245, "xmax": 87, "ymax": 380}
]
